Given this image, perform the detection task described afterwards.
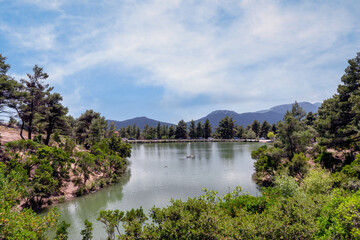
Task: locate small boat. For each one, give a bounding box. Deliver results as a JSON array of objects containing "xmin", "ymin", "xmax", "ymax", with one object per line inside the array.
[{"xmin": 186, "ymin": 155, "xmax": 195, "ymax": 158}]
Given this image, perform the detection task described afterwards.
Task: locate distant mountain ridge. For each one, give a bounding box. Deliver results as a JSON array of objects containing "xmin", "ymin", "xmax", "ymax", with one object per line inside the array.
[
  {"xmin": 107, "ymin": 117, "xmax": 175, "ymax": 130},
  {"xmin": 107, "ymin": 102, "xmax": 321, "ymax": 130},
  {"xmin": 195, "ymin": 102, "xmax": 321, "ymax": 128},
  {"xmin": 258, "ymin": 102, "xmax": 321, "ymax": 115}
]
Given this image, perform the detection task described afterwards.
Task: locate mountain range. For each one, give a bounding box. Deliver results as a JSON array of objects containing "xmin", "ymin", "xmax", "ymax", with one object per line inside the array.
[{"xmin": 107, "ymin": 102, "xmax": 321, "ymax": 130}]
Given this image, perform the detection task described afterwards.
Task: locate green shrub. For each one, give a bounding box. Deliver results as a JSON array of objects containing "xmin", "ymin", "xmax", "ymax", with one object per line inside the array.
[
  {"xmin": 253, "ymin": 147, "xmax": 284, "ymax": 173},
  {"xmin": 315, "ymin": 152, "xmax": 341, "ymax": 171},
  {"xmin": 53, "ymin": 131, "xmax": 61, "ymax": 144},
  {"xmin": 317, "ymin": 190, "xmax": 360, "ymax": 239},
  {"xmin": 64, "ymin": 138, "xmax": 76, "ymax": 156},
  {"xmin": 303, "ymin": 168, "xmax": 333, "ymax": 195},
  {"xmin": 288, "ymin": 153, "xmax": 309, "ymax": 177},
  {"xmin": 33, "ymin": 134, "xmax": 43, "ymax": 144},
  {"xmin": 274, "ymin": 174, "xmax": 300, "ymax": 198}
]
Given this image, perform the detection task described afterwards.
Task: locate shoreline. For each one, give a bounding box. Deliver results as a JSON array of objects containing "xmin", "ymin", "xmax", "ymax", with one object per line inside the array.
[{"xmin": 124, "ymin": 139, "xmax": 273, "ymax": 144}]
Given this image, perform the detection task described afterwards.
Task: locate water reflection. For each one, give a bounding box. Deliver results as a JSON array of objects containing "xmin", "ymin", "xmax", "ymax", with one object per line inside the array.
[
  {"xmin": 218, "ymin": 142, "xmax": 235, "ymax": 160},
  {"xmin": 48, "ymin": 170, "xmax": 131, "ymax": 239},
  {"xmin": 54, "ymin": 142, "xmax": 264, "ymax": 239}
]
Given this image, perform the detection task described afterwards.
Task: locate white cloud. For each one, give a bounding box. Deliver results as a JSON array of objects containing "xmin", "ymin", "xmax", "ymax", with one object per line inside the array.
[
  {"xmin": 20, "ymin": 0, "xmax": 65, "ymax": 11},
  {"xmin": 3, "ymin": 0, "xmax": 360, "ymax": 112},
  {"xmin": 1, "ymin": 24, "xmax": 56, "ymax": 51}
]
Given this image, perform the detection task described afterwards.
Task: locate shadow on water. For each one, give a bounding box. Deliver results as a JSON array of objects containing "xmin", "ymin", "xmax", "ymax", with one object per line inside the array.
[
  {"xmin": 218, "ymin": 142, "xmax": 235, "ymax": 160},
  {"xmin": 45, "ymin": 169, "xmax": 131, "ymax": 239}
]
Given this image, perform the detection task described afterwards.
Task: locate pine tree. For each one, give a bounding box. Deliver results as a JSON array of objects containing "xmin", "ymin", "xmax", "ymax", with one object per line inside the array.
[
  {"xmin": 260, "ymin": 121, "xmax": 271, "ymax": 138},
  {"xmin": 196, "ymin": 121, "xmax": 203, "ymax": 138},
  {"xmin": 316, "ymin": 52, "xmax": 360, "ymax": 151},
  {"xmin": 175, "ymin": 120, "xmax": 187, "ymax": 139},
  {"xmin": 0, "ymin": 54, "xmax": 20, "ymax": 115},
  {"xmin": 217, "ymin": 116, "xmax": 234, "ymax": 139},
  {"xmin": 203, "ymin": 119, "xmax": 212, "ymax": 139},
  {"xmin": 251, "ymin": 120, "xmax": 261, "ymax": 138},
  {"xmin": 75, "ymin": 110, "xmax": 102, "ymax": 144},
  {"xmin": 38, "ymin": 93, "xmax": 68, "ymax": 145},
  {"xmin": 22, "ymin": 65, "xmax": 52, "ymax": 140},
  {"xmin": 189, "ymin": 120, "xmax": 196, "ymax": 139}
]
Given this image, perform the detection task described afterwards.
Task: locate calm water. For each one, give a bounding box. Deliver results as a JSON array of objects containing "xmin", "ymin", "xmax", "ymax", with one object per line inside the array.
[{"xmin": 51, "ymin": 142, "xmax": 263, "ymax": 239}]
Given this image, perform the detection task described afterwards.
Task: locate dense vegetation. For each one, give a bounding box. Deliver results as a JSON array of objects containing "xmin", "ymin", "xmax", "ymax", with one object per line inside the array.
[
  {"xmin": 1, "ymin": 52, "xmax": 360, "ymax": 239},
  {"xmin": 0, "ymin": 54, "xmax": 132, "ymax": 238},
  {"xmin": 87, "ymin": 52, "xmax": 360, "ymax": 239}
]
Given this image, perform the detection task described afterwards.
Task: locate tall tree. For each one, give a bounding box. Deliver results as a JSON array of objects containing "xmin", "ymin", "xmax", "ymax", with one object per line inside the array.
[
  {"xmin": 196, "ymin": 121, "xmax": 203, "ymax": 138},
  {"xmin": 316, "ymin": 52, "xmax": 360, "ymax": 151},
  {"xmin": 20, "ymin": 65, "xmax": 52, "ymax": 140},
  {"xmin": 291, "ymin": 101, "xmax": 306, "ymax": 120},
  {"xmin": 203, "ymin": 119, "xmax": 212, "ymax": 139},
  {"xmin": 235, "ymin": 125, "xmax": 244, "ymax": 138},
  {"xmin": 271, "ymin": 123, "xmax": 277, "ymax": 134},
  {"xmin": 64, "ymin": 115, "xmax": 76, "ymax": 136},
  {"xmin": 175, "ymin": 120, "xmax": 187, "ymax": 139},
  {"xmin": 75, "ymin": 110, "xmax": 101, "ymax": 144},
  {"xmin": 156, "ymin": 122, "xmax": 161, "ymax": 139},
  {"xmin": 142, "ymin": 124, "xmax": 149, "ymax": 139},
  {"xmin": 135, "ymin": 127, "xmax": 141, "ymax": 139},
  {"xmin": 189, "ymin": 120, "xmax": 196, "ymax": 139},
  {"xmin": 305, "ymin": 112, "xmax": 317, "ymax": 126},
  {"xmin": 38, "ymin": 93, "xmax": 68, "ymax": 145},
  {"xmin": 169, "ymin": 125, "xmax": 175, "ymax": 139},
  {"xmin": 217, "ymin": 116, "xmax": 234, "ymax": 139},
  {"xmin": 260, "ymin": 121, "xmax": 271, "ymax": 138},
  {"xmin": 86, "ymin": 117, "xmax": 108, "ymax": 146},
  {"xmin": 251, "ymin": 120, "xmax": 261, "ymax": 138},
  {"xmin": 0, "ymin": 54, "xmax": 10, "ymax": 114},
  {"xmin": 0, "ymin": 54, "xmax": 20, "ymax": 116},
  {"xmin": 277, "ymin": 105, "xmax": 313, "ymax": 159},
  {"xmin": 160, "ymin": 125, "xmax": 169, "ymax": 139}
]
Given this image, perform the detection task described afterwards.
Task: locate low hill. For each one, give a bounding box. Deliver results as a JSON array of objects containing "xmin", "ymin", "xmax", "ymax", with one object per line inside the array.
[
  {"xmin": 108, "ymin": 102, "xmax": 321, "ymax": 130},
  {"xmin": 193, "ymin": 102, "xmax": 321, "ymax": 128},
  {"xmin": 107, "ymin": 117, "xmax": 175, "ymax": 130}
]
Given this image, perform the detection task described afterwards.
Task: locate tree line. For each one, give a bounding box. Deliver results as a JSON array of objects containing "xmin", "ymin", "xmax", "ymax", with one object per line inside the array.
[
  {"xmin": 1, "ymin": 52, "xmax": 285, "ymax": 142},
  {"xmin": 117, "ymin": 116, "xmax": 283, "ymax": 140},
  {"xmin": 0, "ymin": 54, "xmax": 129, "ymax": 148}
]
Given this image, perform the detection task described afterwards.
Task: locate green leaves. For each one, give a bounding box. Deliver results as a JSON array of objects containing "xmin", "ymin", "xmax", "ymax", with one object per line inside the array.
[
  {"xmin": 217, "ymin": 116, "xmax": 234, "ymax": 139},
  {"xmin": 97, "ymin": 209, "xmax": 124, "ymax": 240},
  {"xmin": 0, "ymin": 168, "xmax": 59, "ymax": 239},
  {"xmin": 316, "ymin": 52, "xmax": 360, "ymax": 151},
  {"xmin": 175, "ymin": 119, "xmax": 187, "ymax": 139},
  {"xmin": 54, "ymin": 220, "xmax": 71, "ymax": 240},
  {"xmin": 80, "ymin": 219, "xmax": 93, "ymax": 240}
]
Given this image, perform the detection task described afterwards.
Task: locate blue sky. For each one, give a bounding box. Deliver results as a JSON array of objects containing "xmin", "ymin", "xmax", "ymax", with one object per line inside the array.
[{"xmin": 1, "ymin": 0, "xmax": 359, "ymax": 123}]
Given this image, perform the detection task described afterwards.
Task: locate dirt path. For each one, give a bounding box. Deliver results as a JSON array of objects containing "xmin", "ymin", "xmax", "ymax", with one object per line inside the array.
[{"xmin": 0, "ymin": 125, "xmax": 25, "ymax": 144}]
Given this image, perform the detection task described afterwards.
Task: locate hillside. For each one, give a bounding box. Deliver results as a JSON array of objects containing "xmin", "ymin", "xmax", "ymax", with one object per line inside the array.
[
  {"xmin": 194, "ymin": 101, "xmax": 321, "ymax": 127},
  {"xmin": 107, "ymin": 117, "xmax": 175, "ymax": 130},
  {"xmin": 107, "ymin": 102, "xmax": 321, "ymax": 129}
]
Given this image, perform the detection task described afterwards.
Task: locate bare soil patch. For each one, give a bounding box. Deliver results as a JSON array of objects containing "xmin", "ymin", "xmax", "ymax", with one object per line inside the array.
[{"xmin": 0, "ymin": 124, "xmax": 26, "ymax": 144}]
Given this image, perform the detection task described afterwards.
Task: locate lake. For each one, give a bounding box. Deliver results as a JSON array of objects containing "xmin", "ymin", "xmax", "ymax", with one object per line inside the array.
[{"xmin": 52, "ymin": 142, "xmax": 263, "ymax": 239}]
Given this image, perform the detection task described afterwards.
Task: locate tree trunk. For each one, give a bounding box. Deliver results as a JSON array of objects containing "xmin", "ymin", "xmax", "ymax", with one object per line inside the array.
[
  {"xmin": 28, "ymin": 100, "xmax": 34, "ymax": 140},
  {"xmin": 44, "ymin": 124, "xmax": 53, "ymax": 146},
  {"xmin": 45, "ymin": 131, "xmax": 51, "ymax": 145},
  {"xmin": 20, "ymin": 121, "xmax": 25, "ymax": 140},
  {"xmin": 28, "ymin": 114, "xmax": 32, "ymax": 140}
]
